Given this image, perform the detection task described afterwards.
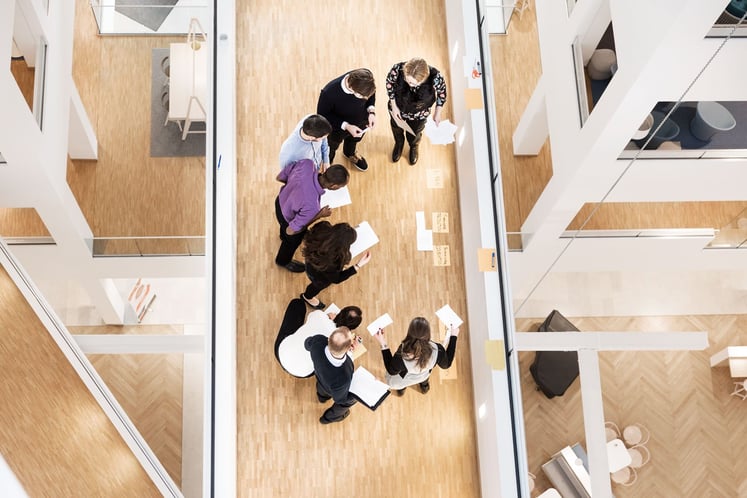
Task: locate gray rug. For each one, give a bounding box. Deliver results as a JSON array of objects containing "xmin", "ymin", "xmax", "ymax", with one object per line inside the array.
[
  {"xmin": 115, "ymin": 0, "xmax": 178, "ymax": 32},
  {"xmin": 151, "ymin": 48, "xmax": 206, "ymax": 158}
]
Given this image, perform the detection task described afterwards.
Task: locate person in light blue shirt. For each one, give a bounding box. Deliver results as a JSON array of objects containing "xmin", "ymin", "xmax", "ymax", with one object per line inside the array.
[{"xmin": 279, "ymin": 114, "xmax": 332, "ymax": 172}]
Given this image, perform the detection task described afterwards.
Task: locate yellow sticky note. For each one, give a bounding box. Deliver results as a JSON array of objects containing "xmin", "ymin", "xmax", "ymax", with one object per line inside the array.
[
  {"xmin": 478, "ymin": 248, "xmax": 497, "ymax": 272},
  {"xmin": 485, "ymin": 340, "xmax": 506, "ymax": 370},
  {"xmin": 465, "ymin": 88, "xmax": 484, "ymax": 110}
]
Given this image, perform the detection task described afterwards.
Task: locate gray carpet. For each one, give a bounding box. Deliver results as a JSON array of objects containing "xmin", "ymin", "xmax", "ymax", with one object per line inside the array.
[
  {"xmin": 151, "ymin": 48, "xmax": 206, "ymax": 158},
  {"xmin": 115, "ymin": 0, "xmax": 178, "ymax": 32}
]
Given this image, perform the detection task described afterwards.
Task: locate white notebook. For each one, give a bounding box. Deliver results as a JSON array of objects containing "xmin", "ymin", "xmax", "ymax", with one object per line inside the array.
[
  {"xmin": 349, "ymin": 367, "xmax": 390, "ymax": 410},
  {"xmin": 319, "ymin": 186, "xmax": 352, "ymax": 209}
]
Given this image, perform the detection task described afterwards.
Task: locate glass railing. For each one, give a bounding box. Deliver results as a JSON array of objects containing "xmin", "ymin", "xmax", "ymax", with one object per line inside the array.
[
  {"xmin": 90, "ymin": 0, "xmax": 209, "ymax": 35},
  {"xmin": 91, "ymin": 236, "xmax": 205, "ymax": 257},
  {"xmin": 705, "ymin": 208, "xmax": 747, "ymax": 249}
]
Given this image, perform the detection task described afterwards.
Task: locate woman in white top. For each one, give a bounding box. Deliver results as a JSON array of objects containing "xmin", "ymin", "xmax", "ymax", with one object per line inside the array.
[{"xmin": 374, "ymin": 317, "xmax": 459, "ymax": 395}]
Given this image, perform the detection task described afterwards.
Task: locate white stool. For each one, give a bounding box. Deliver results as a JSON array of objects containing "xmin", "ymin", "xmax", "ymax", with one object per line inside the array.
[
  {"xmin": 690, "ymin": 101, "xmax": 736, "ymax": 141},
  {"xmin": 623, "ymin": 423, "xmax": 650, "ymax": 446},
  {"xmin": 587, "ymin": 49, "xmax": 617, "ymax": 80}
]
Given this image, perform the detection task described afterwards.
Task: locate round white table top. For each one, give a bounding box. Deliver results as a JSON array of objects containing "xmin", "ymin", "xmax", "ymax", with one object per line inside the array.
[{"xmin": 277, "ymin": 310, "xmax": 336, "ymax": 377}]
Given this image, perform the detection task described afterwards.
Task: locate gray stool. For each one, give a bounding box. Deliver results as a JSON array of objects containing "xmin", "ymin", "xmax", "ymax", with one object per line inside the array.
[
  {"xmin": 645, "ymin": 111, "xmax": 680, "ymax": 149},
  {"xmin": 690, "ymin": 101, "xmax": 736, "ymax": 141},
  {"xmin": 587, "ymin": 49, "xmax": 617, "ymax": 80}
]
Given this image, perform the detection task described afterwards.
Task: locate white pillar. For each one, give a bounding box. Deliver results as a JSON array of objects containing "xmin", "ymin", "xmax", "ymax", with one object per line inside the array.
[
  {"xmin": 68, "ymin": 82, "xmax": 98, "ymax": 160},
  {"xmin": 512, "ymin": 75, "xmax": 548, "ymax": 155}
]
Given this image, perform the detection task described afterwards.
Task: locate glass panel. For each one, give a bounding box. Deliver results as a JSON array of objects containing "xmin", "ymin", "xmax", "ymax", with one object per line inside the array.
[
  {"xmin": 89, "ymin": 0, "xmax": 210, "ymax": 35},
  {"xmin": 91, "ymin": 237, "xmax": 206, "ymax": 256}
]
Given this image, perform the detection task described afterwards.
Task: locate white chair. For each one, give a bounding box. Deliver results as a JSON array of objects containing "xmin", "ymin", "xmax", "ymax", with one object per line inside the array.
[
  {"xmin": 731, "ymin": 379, "xmax": 747, "ymax": 400},
  {"xmin": 611, "ymin": 466, "xmax": 637, "ymax": 486},
  {"xmin": 623, "ymin": 423, "xmax": 650, "ymax": 446},
  {"xmin": 605, "ymin": 421, "xmax": 621, "ymax": 442},
  {"xmin": 587, "ymin": 49, "xmax": 617, "ymax": 80},
  {"xmin": 628, "ymin": 445, "xmax": 651, "ymax": 469}
]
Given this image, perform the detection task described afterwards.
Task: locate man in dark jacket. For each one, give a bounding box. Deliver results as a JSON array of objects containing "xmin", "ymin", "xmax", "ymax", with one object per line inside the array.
[
  {"xmin": 305, "ymin": 327, "xmax": 356, "ymax": 424},
  {"xmin": 317, "ymin": 68, "xmax": 376, "ymax": 172}
]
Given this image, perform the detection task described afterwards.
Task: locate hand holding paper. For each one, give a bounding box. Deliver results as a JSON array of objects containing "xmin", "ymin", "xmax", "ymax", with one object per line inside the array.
[
  {"xmin": 435, "ymin": 304, "xmax": 464, "ymax": 329},
  {"xmin": 367, "ymin": 313, "xmax": 394, "ymax": 336}
]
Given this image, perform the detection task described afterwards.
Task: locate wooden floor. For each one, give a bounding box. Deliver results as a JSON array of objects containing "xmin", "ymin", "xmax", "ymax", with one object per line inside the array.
[
  {"xmin": 0, "ymin": 266, "xmax": 161, "ymax": 496},
  {"xmin": 516, "ymin": 315, "xmax": 747, "ymax": 498},
  {"xmin": 235, "ymin": 1, "xmax": 479, "ymax": 496}
]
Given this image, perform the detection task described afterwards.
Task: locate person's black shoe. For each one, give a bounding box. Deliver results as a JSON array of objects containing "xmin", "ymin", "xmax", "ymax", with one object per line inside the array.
[
  {"xmin": 392, "ymin": 142, "xmax": 404, "ymax": 162},
  {"xmin": 301, "ymin": 293, "xmax": 325, "ymax": 310},
  {"xmin": 319, "ymin": 410, "xmax": 350, "ymax": 424},
  {"xmin": 419, "ymin": 380, "xmax": 430, "ymax": 394},
  {"xmin": 408, "ymin": 146, "xmax": 419, "ymax": 165},
  {"xmin": 393, "ymin": 388, "xmax": 406, "ymax": 397},
  {"xmin": 345, "ymin": 154, "xmax": 368, "ymax": 172},
  {"xmin": 278, "ymin": 260, "xmax": 305, "ymax": 273}
]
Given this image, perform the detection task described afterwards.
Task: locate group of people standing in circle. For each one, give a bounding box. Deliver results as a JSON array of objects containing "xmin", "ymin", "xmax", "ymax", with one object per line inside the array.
[{"xmin": 273, "ymin": 57, "xmax": 459, "ymax": 424}]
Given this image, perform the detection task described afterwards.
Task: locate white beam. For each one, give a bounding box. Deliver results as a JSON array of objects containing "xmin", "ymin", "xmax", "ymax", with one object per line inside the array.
[
  {"xmin": 514, "ymin": 331, "xmax": 708, "ymax": 351},
  {"xmin": 578, "ymin": 350, "xmax": 613, "ymax": 498},
  {"xmin": 512, "ymin": 75, "xmax": 548, "ymax": 155},
  {"xmin": 73, "ymin": 334, "xmax": 204, "ymax": 354}
]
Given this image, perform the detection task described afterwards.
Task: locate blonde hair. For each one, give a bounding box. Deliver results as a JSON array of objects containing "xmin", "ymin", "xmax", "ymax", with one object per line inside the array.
[
  {"xmin": 403, "ymin": 58, "xmax": 430, "ymax": 84},
  {"xmin": 328, "ymin": 327, "xmax": 352, "ymax": 357}
]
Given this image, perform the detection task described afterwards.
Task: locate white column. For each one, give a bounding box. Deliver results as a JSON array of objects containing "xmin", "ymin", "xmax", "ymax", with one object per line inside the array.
[
  {"xmin": 68, "ymin": 82, "xmax": 98, "ymax": 160},
  {"xmin": 512, "ymin": 75, "xmax": 548, "ymax": 155}
]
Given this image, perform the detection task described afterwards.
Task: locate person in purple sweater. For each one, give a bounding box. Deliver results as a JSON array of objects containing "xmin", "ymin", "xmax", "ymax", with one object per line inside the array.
[{"xmin": 274, "ymin": 159, "xmax": 349, "ymax": 272}]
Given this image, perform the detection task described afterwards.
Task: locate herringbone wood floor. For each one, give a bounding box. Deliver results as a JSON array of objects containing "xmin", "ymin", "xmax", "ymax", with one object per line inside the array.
[
  {"xmin": 70, "ymin": 324, "xmax": 185, "ymax": 487},
  {"xmin": 517, "ymin": 315, "xmax": 747, "ymax": 497},
  {"xmin": 0, "ymin": 267, "xmax": 161, "ymax": 496}
]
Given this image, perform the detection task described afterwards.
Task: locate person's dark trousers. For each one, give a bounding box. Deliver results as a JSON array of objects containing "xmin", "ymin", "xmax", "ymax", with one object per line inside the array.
[
  {"xmin": 274, "ymin": 196, "xmax": 306, "ymax": 266},
  {"xmin": 303, "ymin": 268, "xmax": 332, "ymax": 299},
  {"xmin": 389, "ymin": 116, "xmax": 426, "ymax": 149},
  {"xmin": 274, "ymin": 298, "xmax": 307, "ymax": 363},
  {"xmin": 316, "ymin": 381, "xmax": 357, "ymax": 422},
  {"xmin": 327, "ymin": 129, "xmax": 363, "ymax": 162}
]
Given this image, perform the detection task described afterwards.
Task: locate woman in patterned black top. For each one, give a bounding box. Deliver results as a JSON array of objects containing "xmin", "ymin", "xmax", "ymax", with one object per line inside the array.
[{"xmin": 386, "ymin": 57, "xmax": 447, "ymax": 165}]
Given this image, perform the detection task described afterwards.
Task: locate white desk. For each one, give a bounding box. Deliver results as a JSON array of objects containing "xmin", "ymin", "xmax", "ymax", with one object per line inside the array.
[
  {"xmin": 607, "ymin": 438, "xmax": 632, "ymax": 473},
  {"xmin": 168, "ymin": 42, "xmax": 207, "ymax": 140}
]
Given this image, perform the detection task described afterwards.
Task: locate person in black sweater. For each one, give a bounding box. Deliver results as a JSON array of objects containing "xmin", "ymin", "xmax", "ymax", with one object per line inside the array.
[
  {"xmin": 305, "ymin": 327, "xmax": 356, "ymax": 424},
  {"xmin": 373, "ymin": 317, "xmax": 459, "ymax": 395},
  {"xmin": 300, "ymin": 221, "xmax": 372, "ymax": 310},
  {"xmin": 317, "ymin": 68, "xmax": 376, "ymax": 171}
]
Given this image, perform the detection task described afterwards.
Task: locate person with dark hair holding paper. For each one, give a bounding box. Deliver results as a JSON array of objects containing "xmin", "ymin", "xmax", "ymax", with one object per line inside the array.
[
  {"xmin": 317, "ymin": 68, "xmax": 376, "ymax": 171},
  {"xmin": 300, "ymin": 221, "xmax": 372, "ymax": 309},
  {"xmin": 373, "ymin": 317, "xmax": 459, "ymax": 395},
  {"xmin": 274, "ymin": 160, "xmax": 349, "ymax": 273},
  {"xmin": 305, "ymin": 327, "xmax": 357, "ymax": 424}
]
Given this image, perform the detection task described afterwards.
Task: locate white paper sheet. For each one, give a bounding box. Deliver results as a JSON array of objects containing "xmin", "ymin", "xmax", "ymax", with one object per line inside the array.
[
  {"xmin": 324, "ymin": 303, "xmax": 341, "ymax": 315},
  {"xmin": 417, "ymin": 229, "xmax": 433, "ymax": 251},
  {"xmin": 349, "ymin": 221, "xmax": 379, "ymax": 257},
  {"xmin": 424, "ymin": 117, "xmax": 458, "ymax": 145},
  {"xmin": 415, "ymin": 211, "xmax": 426, "ymax": 231},
  {"xmin": 349, "ymin": 366, "xmax": 390, "ymax": 408},
  {"xmin": 366, "ymin": 312, "xmax": 393, "ymax": 336},
  {"xmin": 435, "ymin": 304, "xmax": 464, "ymax": 329},
  {"xmin": 319, "ymin": 186, "xmax": 352, "ymax": 209}
]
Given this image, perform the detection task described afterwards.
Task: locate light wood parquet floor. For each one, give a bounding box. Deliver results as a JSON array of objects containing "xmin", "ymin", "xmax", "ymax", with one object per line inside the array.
[
  {"xmin": 235, "ymin": 1, "xmax": 479, "ymax": 496},
  {"xmin": 516, "ymin": 315, "xmax": 747, "ymax": 497},
  {"xmin": 0, "ymin": 266, "xmax": 161, "ymax": 496}
]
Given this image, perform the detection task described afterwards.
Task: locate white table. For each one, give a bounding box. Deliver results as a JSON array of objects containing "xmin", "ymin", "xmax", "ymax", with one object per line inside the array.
[
  {"xmin": 607, "ymin": 438, "xmax": 632, "ymax": 473},
  {"xmin": 168, "ymin": 42, "xmax": 207, "ymax": 140}
]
